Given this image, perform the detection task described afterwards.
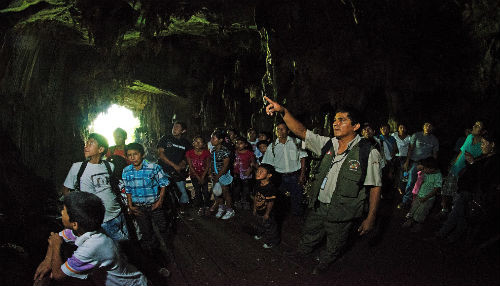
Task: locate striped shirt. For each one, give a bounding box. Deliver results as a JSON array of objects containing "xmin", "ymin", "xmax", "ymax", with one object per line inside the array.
[
  {"xmin": 122, "ymin": 159, "xmax": 169, "ymax": 205},
  {"xmin": 59, "ymin": 229, "xmax": 148, "ymax": 286}
]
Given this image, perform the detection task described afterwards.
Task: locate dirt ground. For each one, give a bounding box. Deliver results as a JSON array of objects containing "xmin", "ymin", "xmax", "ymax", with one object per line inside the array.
[{"xmin": 2, "ymin": 194, "xmax": 499, "ymax": 286}]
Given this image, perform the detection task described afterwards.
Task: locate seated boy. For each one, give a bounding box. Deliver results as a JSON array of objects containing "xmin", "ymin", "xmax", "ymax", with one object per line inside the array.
[
  {"xmin": 62, "ymin": 133, "xmax": 128, "ymax": 241},
  {"xmin": 33, "ymin": 192, "xmax": 148, "ymax": 286},
  {"xmin": 402, "ymin": 157, "xmax": 442, "ymax": 232},
  {"xmin": 252, "ymin": 164, "xmax": 280, "ymax": 248},
  {"xmin": 122, "ymin": 143, "xmax": 171, "ymax": 276}
]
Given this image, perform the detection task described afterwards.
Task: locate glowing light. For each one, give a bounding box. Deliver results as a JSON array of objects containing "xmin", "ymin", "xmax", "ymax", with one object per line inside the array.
[{"xmin": 88, "ymin": 104, "xmax": 141, "ymax": 145}]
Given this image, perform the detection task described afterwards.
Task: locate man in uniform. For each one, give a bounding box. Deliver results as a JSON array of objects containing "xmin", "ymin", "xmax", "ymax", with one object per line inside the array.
[{"xmin": 264, "ymin": 96, "xmax": 382, "ymax": 275}]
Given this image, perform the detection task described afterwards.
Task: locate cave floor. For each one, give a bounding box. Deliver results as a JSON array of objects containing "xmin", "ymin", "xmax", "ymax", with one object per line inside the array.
[{"xmin": 165, "ymin": 197, "xmax": 500, "ymax": 286}]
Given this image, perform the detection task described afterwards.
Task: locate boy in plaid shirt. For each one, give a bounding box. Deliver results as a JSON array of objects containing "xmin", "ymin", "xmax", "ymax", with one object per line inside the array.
[{"xmin": 122, "ymin": 143, "xmax": 171, "ymax": 277}]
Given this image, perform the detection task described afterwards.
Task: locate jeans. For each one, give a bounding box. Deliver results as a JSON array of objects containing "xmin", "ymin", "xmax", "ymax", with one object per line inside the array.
[
  {"xmin": 402, "ymin": 161, "xmax": 418, "ymax": 204},
  {"xmin": 280, "ymin": 173, "xmax": 304, "ymax": 216},
  {"xmin": 175, "ymin": 180, "xmax": 190, "ymax": 204},
  {"xmin": 101, "ymin": 212, "xmax": 129, "ymax": 241},
  {"xmin": 192, "ymin": 177, "xmax": 210, "ymax": 208}
]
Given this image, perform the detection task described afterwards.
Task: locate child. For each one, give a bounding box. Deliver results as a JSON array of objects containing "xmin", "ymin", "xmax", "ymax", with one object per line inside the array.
[
  {"xmin": 233, "ymin": 136, "xmax": 257, "ymax": 210},
  {"xmin": 256, "ymin": 140, "xmax": 269, "ymax": 164},
  {"xmin": 253, "ymin": 164, "xmax": 280, "ymax": 248},
  {"xmin": 122, "ymin": 143, "xmax": 171, "ymax": 275},
  {"xmin": 33, "ymin": 192, "xmax": 148, "ymax": 286},
  {"xmin": 209, "ymin": 129, "xmax": 235, "ymax": 220},
  {"xmin": 402, "ymin": 157, "xmax": 442, "ymax": 232},
  {"xmin": 62, "ymin": 133, "xmax": 129, "ymax": 241},
  {"xmin": 186, "ymin": 136, "xmax": 211, "ymax": 216}
]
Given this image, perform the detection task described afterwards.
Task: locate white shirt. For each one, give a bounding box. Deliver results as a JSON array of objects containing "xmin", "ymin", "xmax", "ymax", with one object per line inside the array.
[
  {"xmin": 64, "ymin": 162, "xmax": 121, "ymax": 222},
  {"xmin": 60, "ymin": 230, "xmax": 148, "ymax": 286},
  {"xmin": 392, "ymin": 132, "xmax": 411, "ymax": 157},
  {"xmin": 304, "ymin": 130, "xmax": 382, "ymax": 204},
  {"xmin": 261, "ymin": 136, "xmax": 307, "ymax": 173}
]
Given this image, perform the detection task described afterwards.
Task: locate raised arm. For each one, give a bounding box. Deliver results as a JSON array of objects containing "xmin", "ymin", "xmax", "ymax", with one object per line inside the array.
[{"xmin": 264, "ymin": 96, "xmax": 307, "ymax": 140}]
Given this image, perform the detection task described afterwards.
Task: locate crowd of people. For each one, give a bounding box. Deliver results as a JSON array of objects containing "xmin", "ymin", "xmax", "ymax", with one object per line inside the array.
[{"xmin": 33, "ymin": 100, "xmax": 499, "ymax": 285}]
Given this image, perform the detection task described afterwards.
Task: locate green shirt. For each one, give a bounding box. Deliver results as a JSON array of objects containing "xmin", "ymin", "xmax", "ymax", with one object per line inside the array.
[{"xmin": 417, "ymin": 172, "xmax": 442, "ymax": 198}]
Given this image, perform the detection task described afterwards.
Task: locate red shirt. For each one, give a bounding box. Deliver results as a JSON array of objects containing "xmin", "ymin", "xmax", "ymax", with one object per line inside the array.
[
  {"xmin": 234, "ymin": 150, "xmax": 255, "ymax": 179},
  {"xmin": 186, "ymin": 149, "xmax": 210, "ymax": 177}
]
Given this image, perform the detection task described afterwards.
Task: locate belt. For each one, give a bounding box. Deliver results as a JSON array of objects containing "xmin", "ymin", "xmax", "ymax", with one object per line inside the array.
[
  {"xmin": 278, "ymin": 170, "xmax": 301, "ymax": 176},
  {"xmin": 134, "ymin": 202, "xmax": 154, "ymax": 207}
]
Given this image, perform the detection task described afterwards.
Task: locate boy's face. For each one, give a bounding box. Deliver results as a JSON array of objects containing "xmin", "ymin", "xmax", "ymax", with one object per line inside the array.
[
  {"xmin": 362, "ymin": 126, "xmax": 374, "ymax": 139},
  {"xmin": 423, "ymin": 123, "xmax": 433, "ymax": 135},
  {"xmin": 235, "ymin": 140, "xmax": 247, "ymax": 151},
  {"xmin": 255, "ymin": 167, "xmax": 271, "ymax": 181},
  {"xmin": 113, "ymin": 132, "xmax": 126, "ymax": 146},
  {"xmin": 210, "ymin": 134, "xmax": 222, "ymax": 147},
  {"xmin": 258, "ymin": 144, "xmax": 268, "ymax": 154},
  {"xmin": 84, "ymin": 138, "xmax": 104, "ymax": 158},
  {"xmin": 380, "ymin": 126, "xmax": 389, "ymax": 136},
  {"xmin": 247, "ymin": 130, "xmax": 257, "ymax": 141},
  {"xmin": 193, "ymin": 138, "xmax": 204, "ymax": 150},
  {"xmin": 258, "ymin": 133, "xmax": 268, "ymax": 141},
  {"xmin": 127, "ymin": 149, "xmax": 144, "ymax": 167},
  {"xmin": 398, "ymin": 125, "xmax": 407, "ymax": 135},
  {"xmin": 61, "ymin": 206, "xmax": 73, "ymax": 229}
]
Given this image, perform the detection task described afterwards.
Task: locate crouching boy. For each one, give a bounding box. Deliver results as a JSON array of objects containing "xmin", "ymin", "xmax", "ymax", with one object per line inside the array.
[
  {"xmin": 33, "ymin": 192, "xmax": 148, "ymax": 286},
  {"xmin": 122, "ymin": 143, "xmax": 171, "ymax": 276}
]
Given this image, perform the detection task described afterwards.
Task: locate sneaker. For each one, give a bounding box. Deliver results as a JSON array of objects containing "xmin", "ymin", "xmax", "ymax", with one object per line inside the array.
[
  {"xmin": 410, "ymin": 223, "xmax": 423, "ymax": 233},
  {"xmin": 221, "ymin": 209, "xmax": 235, "ymax": 220},
  {"xmin": 402, "ymin": 219, "xmax": 413, "ymax": 228},
  {"xmin": 263, "ymin": 243, "xmax": 274, "ymax": 249},
  {"xmin": 405, "ymin": 212, "xmax": 412, "ymax": 219},
  {"xmin": 254, "ymin": 235, "xmax": 262, "ymax": 240},
  {"xmin": 215, "ymin": 206, "xmax": 225, "ymax": 218},
  {"xmin": 312, "ymin": 262, "xmax": 329, "ymax": 275},
  {"xmin": 157, "ymin": 267, "xmax": 171, "ymax": 278},
  {"xmin": 197, "ymin": 207, "xmax": 205, "ymax": 216}
]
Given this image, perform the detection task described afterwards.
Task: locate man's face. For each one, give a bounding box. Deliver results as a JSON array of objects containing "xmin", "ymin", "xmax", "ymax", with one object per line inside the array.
[
  {"xmin": 275, "ymin": 124, "xmax": 288, "ymax": 139},
  {"xmin": 398, "ymin": 125, "xmax": 407, "ymax": 135},
  {"xmin": 333, "ymin": 112, "xmax": 359, "ymax": 139},
  {"xmin": 171, "ymin": 123, "xmax": 185, "ymax": 137},
  {"xmin": 362, "ymin": 127, "xmax": 374, "ymax": 139},
  {"xmin": 84, "ymin": 138, "xmax": 103, "ymax": 158},
  {"xmin": 127, "ymin": 149, "xmax": 144, "ymax": 167},
  {"xmin": 423, "ymin": 123, "xmax": 433, "ymax": 135},
  {"xmin": 380, "ymin": 126, "xmax": 389, "ymax": 136}
]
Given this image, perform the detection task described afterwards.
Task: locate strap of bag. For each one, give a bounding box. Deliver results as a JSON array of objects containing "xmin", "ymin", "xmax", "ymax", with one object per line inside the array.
[
  {"xmin": 213, "ymin": 152, "xmax": 219, "ymax": 174},
  {"xmin": 75, "ymin": 160, "xmax": 89, "ymax": 191},
  {"xmin": 103, "ymin": 160, "xmax": 127, "ymax": 210}
]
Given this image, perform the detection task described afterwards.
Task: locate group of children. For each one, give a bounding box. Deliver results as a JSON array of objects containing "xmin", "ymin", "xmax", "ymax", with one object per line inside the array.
[{"xmin": 34, "ymin": 126, "xmax": 279, "ymax": 286}]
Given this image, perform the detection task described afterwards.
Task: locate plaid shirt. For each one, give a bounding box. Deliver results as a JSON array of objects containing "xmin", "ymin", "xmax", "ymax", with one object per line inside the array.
[{"xmin": 122, "ymin": 159, "xmax": 169, "ymax": 205}]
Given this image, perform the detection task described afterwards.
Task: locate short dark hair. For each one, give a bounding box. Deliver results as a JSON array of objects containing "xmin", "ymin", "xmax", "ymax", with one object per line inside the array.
[
  {"xmin": 192, "ymin": 135, "xmax": 205, "ymax": 144},
  {"xmin": 420, "ymin": 157, "xmax": 439, "ymax": 170},
  {"xmin": 276, "ymin": 121, "xmax": 288, "ymax": 129},
  {"xmin": 211, "ymin": 129, "xmax": 226, "ymax": 140},
  {"xmin": 174, "ymin": 121, "xmax": 187, "ymax": 131},
  {"xmin": 88, "ymin": 133, "xmax": 109, "ymax": 157},
  {"xmin": 258, "ymin": 163, "xmax": 275, "ymax": 174},
  {"xmin": 113, "ymin": 128, "xmax": 127, "ymax": 139},
  {"xmin": 380, "ymin": 123, "xmax": 390, "ymax": 129},
  {"xmin": 64, "ymin": 192, "xmax": 105, "ymax": 232},
  {"xmin": 256, "ymin": 140, "xmax": 269, "ymax": 148},
  {"xmin": 335, "ymin": 106, "xmax": 363, "ymax": 126},
  {"xmin": 482, "ymin": 130, "xmax": 497, "ymax": 144},
  {"xmin": 125, "ymin": 142, "xmax": 145, "ymax": 156},
  {"xmin": 235, "ymin": 136, "xmax": 248, "ymax": 144}
]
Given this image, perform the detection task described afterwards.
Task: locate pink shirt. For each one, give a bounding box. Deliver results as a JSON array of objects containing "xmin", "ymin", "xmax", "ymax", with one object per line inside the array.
[{"xmin": 186, "ymin": 149, "xmax": 210, "ymax": 176}]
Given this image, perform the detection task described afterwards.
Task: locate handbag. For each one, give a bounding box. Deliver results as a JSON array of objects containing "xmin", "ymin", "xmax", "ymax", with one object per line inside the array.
[{"xmin": 214, "ymin": 152, "xmax": 233, "ymax": 186}]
